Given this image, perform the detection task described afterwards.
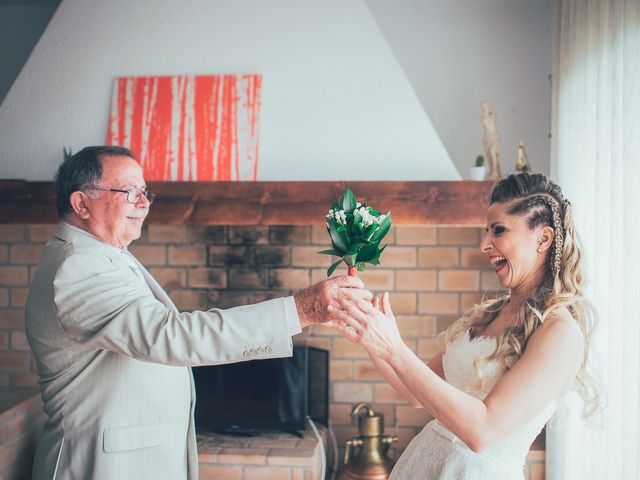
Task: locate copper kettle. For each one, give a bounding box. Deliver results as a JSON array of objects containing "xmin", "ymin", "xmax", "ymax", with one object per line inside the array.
[{"xmin": 338, "ymin": 402, "xmax": 398, "ymax": 480}]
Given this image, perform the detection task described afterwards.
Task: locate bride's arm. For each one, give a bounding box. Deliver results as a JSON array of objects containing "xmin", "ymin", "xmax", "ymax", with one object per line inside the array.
[
  {"xmin": 328, "ymin": 292, "xmax": 583, "ymax": 453},
  {"xmin": 356, "ymin": 296, "xmax": 445, "ymax": 407},
  {"xmin": 367, "ymin": 351, "xmax": 445, "ymax": 407}
]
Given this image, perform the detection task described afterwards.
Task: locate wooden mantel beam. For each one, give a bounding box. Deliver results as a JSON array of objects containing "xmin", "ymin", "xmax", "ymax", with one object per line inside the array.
[{"xmin": 0, "ymin": 181, "xmax": 494, "ymax": 226}]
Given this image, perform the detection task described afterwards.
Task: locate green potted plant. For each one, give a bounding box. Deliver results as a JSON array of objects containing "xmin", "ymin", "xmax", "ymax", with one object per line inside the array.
[{"xmin": 470, "ymin": 155, "xmax": 486, "ymax": 180}]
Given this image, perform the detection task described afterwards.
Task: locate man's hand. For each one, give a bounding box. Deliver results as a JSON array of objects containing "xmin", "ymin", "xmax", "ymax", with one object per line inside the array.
[{"xmin": 294, "ymin": 276, "xmax": 373, "ymax": 328}]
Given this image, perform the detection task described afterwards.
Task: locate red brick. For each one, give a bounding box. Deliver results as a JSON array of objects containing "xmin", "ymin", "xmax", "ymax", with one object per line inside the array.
[
  {"xmin": 127, "ymin": 245, "xmax": 166, "ymax": 266},
  {"xmin": 292, "ymin": 247, "xmax": 333, "ymax": 267},
  {"xmin": 417, "ymin": 338, "xmax": 443, "ymax": 360},
  {"xmin": 0, "ymin": 352, "xmax": 30, "ymax": 372},
  {"xmin": 356, "ymin": 270, "xmax": 394, "ymax": 291},
  {"xmin": 481, "ymin": 271, "xmax": 503, "ymax": 290},
  {"xmin": 0, "ymin": 245, "xmax": 7, "ymax": 264},
  {"xmin": 9, "ymin": 331, "xmax": 29, "ymax": 351},
  {"xmin": 332, "ymin": 382, "xmax": 373, "ymax": 403},
  {"xmin": 387, "ymin": 292, "xmax": 416, "ymax": 314},
  {"xmin": 332, "ymin": 338, "xmax": 368, "ymax": 358},
  {"xmin": 244, "ymin": 466, "xmax": 291, "ymax": 480},
  {"xmin": 438, "ymin": 227, "xmax": 480, "ymax": 245},
  {"xmin": 148, "ymin": 225, "xmax": 189, "ymax": 243},
  {"xmin": 0, "ymin": 310, "xmax": 25, "ymax": 330},
  {"xmin": 208, "ymin": 246, "xmax": 250, "ymax": 266},
  {"xmin": 460, "ymin": 247, "xmax": 491, "ymax": 268},
  {"xmin": 29, "ymin": 225, "xmax": 56, "ymax": 242},
  {"xmin": 9, "ymin": 373, "xmax": 39, "ymax": 387},
  {"xmin": 380, "ymin": 247, "xmax": 416, "ymax": 268},
  {"xmin": 329, "ymin": 360, "xmax": 352, "ymax": 380},
  {"xmin": 310, "ymin": 226, "xmax": 329, "ymax": 245},
  {"xmin": 396, "ymin": 315, "xmax": 437, "ymax": 337},
  {"xmin": 0, "ymin": 288, "xmax": 9, "ymax": 308},
  {"xmin": 329, "ymin": 404, "xmax": 354, "ymax": 425},
  {"xmin": 253, "ymin": 246, "xmax": 290, "ymax": 266},
  {"xmin": 395, "ymin": 226, "xmax": 437, "ymax": 245},
  {"xmin": 460, "ymin": 293, "xmax": 485, "ymax": 311},
  {"xmin": 438, "ymin": 271, "xmax": 479, "ymax": 291},
  {"xmin": 228, "ymin": 268, "xmax": 268, "ymax": 289},
  {"xmin": 168, "ymin": 246, "xmax": 206, "ymax": 266},
  {"xmin": 266, "ymin": 448, "xmax": 317, "ymax": 466},
  {"xmin": 148, "ymin": 267, "xmax": 187, "ymax": 289},
  {"xmin": 9, "ymin": 288, "xmax": 28, "ymax": 308},
  {"xmin": 0, "ymin": 267, "xmax": 28, "ymax": 286},
  {"xmin": 269, "ymin": 226, "xmax": 310, "ymax": 244},
  {"xmin": 218, "ymin": 447, "xmax": 268, "ymax": 464},
  {"xmin": 374, "ymin": 384, "xmax": 409, "ymax": 404},
  {"xmin": 0, "ymin": 331, "xmax": 7, "ymax": 350},
  {"xmin": 198, "ymin": 465, "xmax": 242, "ymax": 480},
  {"xmin": 9, "ymin": 244, "xmax": 43, "ymax": 265},
  {"xmin": 270, "ymin": 269, "xmax": 310, "ymax": 290},
  {"xmin": 418, "ymin": 247, "xmax": 459, "ymax": 268},
  {"xmin": 396, "ymin": 270, "xmax": 436, "ymax": 291},
  {"xmin": 190, "ymin": 226, "xmax": 227, "ymax": 244},
  {"xmin": 229, "ymin": 226, "xmax": 268, "ymax": 245},
  {"xmin": 0, "ymin": 226, "xmax": 28, "ymax": 242},
  {"xmin": 169, "ymin": 290, "xmax": 207, "ymax": 311},
  {"xmin": 418, "ymin": 293, "xmax": 459, "ymax": 314},
  {"xmin": 188, "ymin": 268, "xmax": 227, "ymax": 288}
]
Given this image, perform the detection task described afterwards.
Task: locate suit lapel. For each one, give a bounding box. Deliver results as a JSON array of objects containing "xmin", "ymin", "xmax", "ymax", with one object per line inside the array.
[{"xmin": 128, "ymin": 254, "xmax": 179, "ymax": 312}]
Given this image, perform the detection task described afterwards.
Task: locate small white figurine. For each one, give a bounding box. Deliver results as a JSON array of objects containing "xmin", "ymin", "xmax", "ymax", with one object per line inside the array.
[{"xmin": 480, "ymin": 101, "xmax": 502, "ymax": 180}]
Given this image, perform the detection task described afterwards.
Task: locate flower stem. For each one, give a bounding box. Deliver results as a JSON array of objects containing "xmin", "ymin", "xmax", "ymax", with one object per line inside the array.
[{"xmin": 348, "ymin": 266, "xmax": 357, "ymax": 277}]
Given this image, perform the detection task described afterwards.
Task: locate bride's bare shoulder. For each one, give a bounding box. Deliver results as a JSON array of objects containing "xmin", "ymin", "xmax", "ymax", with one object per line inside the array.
[{"xmin": 529, "ymin": 306, "xmax": 583, "ymax": 352}]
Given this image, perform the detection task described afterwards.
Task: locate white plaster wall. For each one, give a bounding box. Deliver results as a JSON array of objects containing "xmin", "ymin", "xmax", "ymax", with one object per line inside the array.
[
  {"xmin": 0, "ymin": 0, "xmax": 458, "ymax": 181},
  {"xmin": 366, "ymin": 0, "xmax": 554, "ymax": 176}
]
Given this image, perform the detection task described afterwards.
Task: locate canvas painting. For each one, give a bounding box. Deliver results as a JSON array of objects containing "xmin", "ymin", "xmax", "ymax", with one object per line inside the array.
[{"xmin": 107, "ymin": 74, "xmax": 262, "ymax": 181}]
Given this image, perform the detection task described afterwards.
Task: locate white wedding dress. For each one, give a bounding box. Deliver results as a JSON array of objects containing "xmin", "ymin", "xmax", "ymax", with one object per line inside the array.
[{"xmin": 389, "ymin": 329, "xmax": 557, "ymax": 479}]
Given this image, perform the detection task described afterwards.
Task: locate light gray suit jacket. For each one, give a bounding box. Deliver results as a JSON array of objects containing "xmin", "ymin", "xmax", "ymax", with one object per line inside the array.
[{"xmin": 25, "ymin": 223, "xmax": 294, "ymax": 480}]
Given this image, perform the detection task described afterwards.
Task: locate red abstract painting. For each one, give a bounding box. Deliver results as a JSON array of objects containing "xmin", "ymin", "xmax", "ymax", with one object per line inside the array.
[{"xmin": 107, "ymin": 74, "xmax": 261, "ymax": 181}]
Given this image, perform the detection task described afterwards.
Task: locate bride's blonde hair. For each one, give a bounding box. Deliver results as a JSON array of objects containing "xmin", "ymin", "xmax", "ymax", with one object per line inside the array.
[{"xmin": 442, "ymin": 173, "xmax": 600, "ymax": 416}]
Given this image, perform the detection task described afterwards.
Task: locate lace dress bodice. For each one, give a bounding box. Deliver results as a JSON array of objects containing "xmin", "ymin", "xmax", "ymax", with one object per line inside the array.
[{"xmin": 389, "ymin": 329, "xmax": 557, "ymax": 480}]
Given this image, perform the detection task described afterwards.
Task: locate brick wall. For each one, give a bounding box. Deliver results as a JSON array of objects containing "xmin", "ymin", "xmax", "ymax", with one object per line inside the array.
[{"xmin": 0, "ymin": 224, "xmax": 545, "ymax": 477}]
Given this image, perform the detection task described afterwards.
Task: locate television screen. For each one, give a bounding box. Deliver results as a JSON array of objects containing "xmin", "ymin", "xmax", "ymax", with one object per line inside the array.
[{"xmin": 192, "ymin": 346, "xmax": 328, "ymax": 432}]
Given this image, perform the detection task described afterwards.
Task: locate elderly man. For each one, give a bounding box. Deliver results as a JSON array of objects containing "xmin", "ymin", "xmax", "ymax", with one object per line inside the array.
[{"xmin": 25, "ymin": 146, "xmax": 367, "ymax": 480}]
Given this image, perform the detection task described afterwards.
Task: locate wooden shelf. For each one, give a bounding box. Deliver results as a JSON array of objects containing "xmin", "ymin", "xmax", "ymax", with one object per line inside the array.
[{"xmin": 0, "ymin": 180, "xmax": 494, "ymax": 226}]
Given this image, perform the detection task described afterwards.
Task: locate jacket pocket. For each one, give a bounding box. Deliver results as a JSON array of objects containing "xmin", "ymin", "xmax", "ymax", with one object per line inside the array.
[{"xmin": 103, "ymin": 423, "xmax": 167, "ymax": 453}]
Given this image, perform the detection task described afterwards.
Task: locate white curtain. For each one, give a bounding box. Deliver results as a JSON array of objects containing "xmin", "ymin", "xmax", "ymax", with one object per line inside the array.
[{"xmin": 548, "ymin": 0, "xmax": 640, "ymax": 479}]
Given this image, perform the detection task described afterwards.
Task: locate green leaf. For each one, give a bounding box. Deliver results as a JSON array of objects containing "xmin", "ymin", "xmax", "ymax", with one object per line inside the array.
[
  {"xmin": 356, "ymin": 243, "xmax": 378, "ymax": 262},
  {"xmin": 369, "ymin": 212, "xmax": 392, "ymax": 243},
  {"xmin": 343, "ymin": 253, "xmax": 357, "ymax": 267},
  {"xmin": 341, "ymin": 187, "xmax": 357, "ymax": 212},
  {"xmin": 318, "ymin": 249, "xmax": 341, "ymax": 256},
  {"xmin": 327, "ymin": 260, "xmax": 343, "ymax": 277},
  {"xmin": 328, "ymin": 219, "xmax": 349, "ymax": 252}
]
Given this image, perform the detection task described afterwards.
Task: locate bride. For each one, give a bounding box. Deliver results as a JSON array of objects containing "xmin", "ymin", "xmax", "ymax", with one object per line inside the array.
[{"xmin": 327, "ymin": 173, "xmax": 599, "ymax": 479}]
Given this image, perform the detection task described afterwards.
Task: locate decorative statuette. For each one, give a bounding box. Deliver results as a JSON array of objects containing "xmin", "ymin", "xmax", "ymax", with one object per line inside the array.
[
  {"xmin": 480, "ymin": 101, "xmax": 502, "ymax": 180},
  {"xmin": 515, "ymin": 140, "xmax": 532, "ymax": 173}
]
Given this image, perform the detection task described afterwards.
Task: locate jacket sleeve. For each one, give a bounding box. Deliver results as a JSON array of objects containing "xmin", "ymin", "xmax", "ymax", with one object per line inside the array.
[{"xmin": 52, "ymin": 251, "xmax": 293, "ymax": 366}]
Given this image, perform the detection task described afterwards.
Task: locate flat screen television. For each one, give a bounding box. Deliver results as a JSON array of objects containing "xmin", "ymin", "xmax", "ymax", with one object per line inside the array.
[{"xmin": 192, "ymin": 346, "xmax": 329, "ymax": 433}]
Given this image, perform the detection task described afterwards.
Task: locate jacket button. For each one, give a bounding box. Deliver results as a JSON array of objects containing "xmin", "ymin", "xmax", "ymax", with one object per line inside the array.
[
  {"xmin": 266, "ymin": 346, "xmax": 272, "ymax": 353},
  {"xmin": 243, "ymin": 350, "xmax": 250, "ymax": 357}
]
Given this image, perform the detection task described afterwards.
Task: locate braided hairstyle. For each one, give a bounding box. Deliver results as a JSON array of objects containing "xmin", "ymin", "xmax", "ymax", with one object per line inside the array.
[{"xmin": 442, "ymin": 173, "xmax": 599, "ymax": 416}]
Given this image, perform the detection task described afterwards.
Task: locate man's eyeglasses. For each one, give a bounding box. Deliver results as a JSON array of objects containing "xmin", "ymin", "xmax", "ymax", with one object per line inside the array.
[{"xmin": 84, "ymin": 185, "xmax": 156, "ymax": 204}]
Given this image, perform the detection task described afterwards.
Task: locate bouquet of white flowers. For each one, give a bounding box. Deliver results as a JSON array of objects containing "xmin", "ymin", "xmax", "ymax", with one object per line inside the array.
[{"xmin": 319, "ymin": 187, "xmax": 392, "ymax": 276}]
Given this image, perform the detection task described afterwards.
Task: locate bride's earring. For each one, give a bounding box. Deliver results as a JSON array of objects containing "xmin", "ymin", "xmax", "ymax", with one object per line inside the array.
[{"xmin": 537, "ymin": 242, "xmax": 543, "ymax": 253}]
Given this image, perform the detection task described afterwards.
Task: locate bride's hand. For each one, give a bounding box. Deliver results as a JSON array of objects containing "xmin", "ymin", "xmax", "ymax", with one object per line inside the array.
[{"xmin": 326, "ymin": 291, "xmax": 404, "ymax": 362}]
